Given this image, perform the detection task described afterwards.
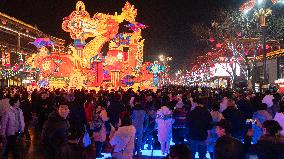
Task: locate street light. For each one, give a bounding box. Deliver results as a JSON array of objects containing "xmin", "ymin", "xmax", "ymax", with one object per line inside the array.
[
  {"xmin": 240, "ymin": 0, "xmax": 283, "ymax": 85},
  {"xmin": 158, "ymin": 54, "xmax": 172, "ymax": 86}
]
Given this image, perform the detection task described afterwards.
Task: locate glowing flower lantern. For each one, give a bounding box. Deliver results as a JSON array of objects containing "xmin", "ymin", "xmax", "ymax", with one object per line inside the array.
[{"xmin": 31, "ymin": 38, "xmax": 54, "ymax": 48}]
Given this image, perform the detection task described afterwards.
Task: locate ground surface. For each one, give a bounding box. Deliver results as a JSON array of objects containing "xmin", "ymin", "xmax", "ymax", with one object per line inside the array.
[{"xmin": 1, "ymin": 129, "xmax": 165, "ymax": 159}]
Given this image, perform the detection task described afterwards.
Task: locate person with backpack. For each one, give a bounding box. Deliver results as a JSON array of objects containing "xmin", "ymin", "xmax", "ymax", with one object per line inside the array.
[{"xmin": 91, "ymin": 105, "xmax": 108, "ymax": 158}]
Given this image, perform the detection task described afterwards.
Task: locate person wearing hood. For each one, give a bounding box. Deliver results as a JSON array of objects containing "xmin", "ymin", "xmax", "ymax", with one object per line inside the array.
[
  {"xmin": 131, "ymin": 98, "xmax": 146, "ymax": 156},
  {"xmin": 41, "ymin": 102, "xmax": 73, "ymax": 159},
  {"xmin": 0, "ymin": 96, "xmax": 25, "ymax": 159},
  {"xmin": 172, "ymin": 99, "xmax": 188, "ymax": 144},
  {"xmin": 156, "ymin": 104, "xmax": 174, "ymax": 155}
]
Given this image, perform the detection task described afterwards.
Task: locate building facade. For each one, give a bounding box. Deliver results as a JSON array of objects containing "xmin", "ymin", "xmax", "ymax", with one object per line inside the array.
[{"xmin": 0, "ymin": 12, "xmax": 64, "ymax": 87}]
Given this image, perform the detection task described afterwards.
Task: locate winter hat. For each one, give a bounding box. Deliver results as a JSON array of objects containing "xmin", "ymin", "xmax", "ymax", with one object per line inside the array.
[
  {"xmin": 158, "ymin": 106, "xmax": 172, "ymax": 115},
  {"xmin": 175, "ymin": 101, "xmax": 184, "ymax": 108},
  {"xmin": 157, "ymin": 106, "xmax": 172, "ymax": 120}
]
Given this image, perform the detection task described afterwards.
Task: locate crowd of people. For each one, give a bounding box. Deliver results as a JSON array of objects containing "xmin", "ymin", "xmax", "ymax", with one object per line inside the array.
[{"xmin": 0, "ymin": 85, "xmax": 283, "ymax": 159}]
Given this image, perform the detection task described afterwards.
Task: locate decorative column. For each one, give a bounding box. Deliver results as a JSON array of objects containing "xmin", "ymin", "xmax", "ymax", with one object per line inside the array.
[{"xmin": 111, "ymin": 70, "xmax": 121, "ymax": 87}]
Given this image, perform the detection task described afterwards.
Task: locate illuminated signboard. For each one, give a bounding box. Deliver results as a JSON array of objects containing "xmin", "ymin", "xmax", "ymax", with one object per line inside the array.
[{"xmin": 210, "ymin": 63, "xmax": 240, "ymax": 77}]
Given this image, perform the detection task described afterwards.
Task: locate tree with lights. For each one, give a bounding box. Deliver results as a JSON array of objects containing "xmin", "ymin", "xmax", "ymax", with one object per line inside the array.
[{"xmin": 191, "ymin": 6, "xmax": 284, "ymax": 89}]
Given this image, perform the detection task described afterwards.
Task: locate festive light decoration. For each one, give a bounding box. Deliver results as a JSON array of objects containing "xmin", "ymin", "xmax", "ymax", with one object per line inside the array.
[
  {"xmin": 26, "ymin": 1, "xmax": 153, "ymax": 88},
  {"xmin": 113, "ymin": 33, "xmax": 131, "ymax": 46},
  {"xmin": 240, "ymin": 0, "xmax": 256, "ymax": 14},
  {"xmin": 31, "ymin": 38, "xmax": 54, "ymax": 48},
  {"xmin": 121, "ymin": 75, "xmax": 135, "ymax": 86},
  {"xmin": 125, "ymin": 23, "xmax": 147, "ymax": 32}
]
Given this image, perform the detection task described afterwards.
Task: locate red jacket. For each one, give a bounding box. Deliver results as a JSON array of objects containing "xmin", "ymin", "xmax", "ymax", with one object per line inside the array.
[{"xmin": 84, "ymin": 102, "xmax": 94, "ymax": 123}]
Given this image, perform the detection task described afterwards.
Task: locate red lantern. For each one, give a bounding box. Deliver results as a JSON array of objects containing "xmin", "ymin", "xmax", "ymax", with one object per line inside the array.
[{"xmin": 209, "ymin": 37, "xmax": 215, "ymax": 43}]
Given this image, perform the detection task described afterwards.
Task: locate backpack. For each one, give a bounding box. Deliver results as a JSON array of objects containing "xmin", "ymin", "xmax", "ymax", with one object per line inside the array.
[{"xmin": 89, "ymin": 109, "xmax": 103, "ymax": 132}]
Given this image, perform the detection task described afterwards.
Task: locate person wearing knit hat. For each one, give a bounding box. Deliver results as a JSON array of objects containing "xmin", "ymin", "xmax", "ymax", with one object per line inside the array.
[
  {"xmin": 175, "ymin": 101, "xmax": 184, "ymax": 109},
  {"xmin": 173, "ymin": 100, "xmax": 188, "ymax": 144}
]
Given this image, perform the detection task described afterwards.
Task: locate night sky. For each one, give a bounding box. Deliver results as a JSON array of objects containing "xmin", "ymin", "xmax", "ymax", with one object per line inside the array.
[{"xmin": 0, "ymin": 0, "xmax": 245, "ymax": 71}]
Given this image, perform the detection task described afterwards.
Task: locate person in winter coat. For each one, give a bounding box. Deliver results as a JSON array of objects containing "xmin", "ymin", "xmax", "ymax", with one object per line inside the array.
[
  {"xmin": 219, "ymin": 96, "xmax": 228, "ymax": 112},
  {"xmin": 273, "ymin": 104, "xmax": 284, "ymax": 136},
  {"xmin": 156, "ymin": 106, "xmax": 174, "ymax": 155},
  {"xmin": 207, "ymin": 104, "xmax": 224, "ymax": 159},
  {"xmin": 108, "ymin": 94, "xmax": 124, "ymax": 128},
  {"xmin": 20, "ymin": 92, "xmax": 32, "ymax": 141},
  {"xmin": 0, "ymin": 92, "xmax": 11, "ymax": 119},
  {"xmin": 110, "ymin": 112, "xmax": 136, "ymax": 159},
  {"xmin": 222, "ymin": 99, "xmax": 246, "ymax": 140},
  {"xmin": 131, "ymin": 98, "xmax": 146, "ymax": 156},
  {"xmin": 0, "ymin": 97, "xmax": 25, "ymax": 159},
  {"xmin": 214, "ymin": 119, "xmax": 246, "ymax": 159},
  {"xmin": 67, "ymin": 95, "xmax": 86, "ymax": 141},
  {"xmin": 142, "ymin": 109, "xmax": 156, "ymax": 150},
  {"xmin": 252, "ymin": 103, "xmax": 272, "ymax": 143},
  {"xmin": 41, "ymin": 103, "xmax": 72, "ymax": 159},
  {"xmin": 84, "ymin": 97, "xmax": 95, "ymax": 124},
  {"xmin": 92, "ymin": 105, "xmax": 108, "ymax": 158},
  {"xmin": 262, "ymin": 91, "xmax": 274, "ymax": 114},
  {"xmin": 187, "ymin": 97, "xmax": 212, "ymax": 159},
  {"xmin": 236, "ymin": 94, "xmax": 255, "ymax": 120},
  {"xmin": 37, "ymin": 91, "xmax": 52, "ymax": 132},
  {"xmin": 245, "ymin": 120, "xmax": 284, "ymax": 159},
  {"xmin": 172, "ymin": 100, "xmax": 187, "ymax": 144},
  {"xmin": 268, "ymin": 99, "xmax": 280, "ymax": 118},
  {"xmin": 167, "ymin": 144, "xmax": 192, "ymax": 159}
]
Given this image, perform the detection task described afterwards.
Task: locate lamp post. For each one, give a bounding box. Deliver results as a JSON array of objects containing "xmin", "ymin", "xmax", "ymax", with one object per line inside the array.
[
  {"xmin": 240, "ymin": 0, "xmax": 284, "ymax": 85},
  {"xmin": 159, "ymin": 55, "xmax": 172, "ymax": 86},
  {"xmin": 257, "ymin": 1, "xmax": 270, "ymax": 85}
]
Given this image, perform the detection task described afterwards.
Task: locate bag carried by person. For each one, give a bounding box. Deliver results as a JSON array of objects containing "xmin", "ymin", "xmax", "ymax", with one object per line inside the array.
[
  {"xmin": 89, "ymin": 109, "xmax": 103, "ymax": 132},
  {"xmin": 82, "ymin": 126, "xmax": 91, "ymax": 148}
]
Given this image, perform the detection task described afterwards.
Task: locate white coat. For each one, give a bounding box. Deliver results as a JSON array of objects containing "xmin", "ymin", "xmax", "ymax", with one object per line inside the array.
[{"xmin": 156, "ymin": 106, "xmax": 174, "ymax": 143}]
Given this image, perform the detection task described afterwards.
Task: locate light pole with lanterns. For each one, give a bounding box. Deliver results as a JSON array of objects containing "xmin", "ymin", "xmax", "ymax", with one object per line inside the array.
[
  {"xmin": 159, "ymin": 55, "xmax": 172, "ymax": 86},
  {"xmin": 240, "ymin": 0, "xmax": 284, "ymax": 86}
]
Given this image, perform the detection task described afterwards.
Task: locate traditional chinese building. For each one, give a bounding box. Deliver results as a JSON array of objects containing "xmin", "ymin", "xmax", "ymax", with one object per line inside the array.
[{"xmin": 0, "ymin": 12, "xmax": 65, "ymax": 87}]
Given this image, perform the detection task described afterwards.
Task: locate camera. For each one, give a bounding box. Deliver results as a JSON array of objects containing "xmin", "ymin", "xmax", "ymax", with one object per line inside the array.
[{"xmin": 246, "ymin": 119, "xmax": 257, "ymax": 124}]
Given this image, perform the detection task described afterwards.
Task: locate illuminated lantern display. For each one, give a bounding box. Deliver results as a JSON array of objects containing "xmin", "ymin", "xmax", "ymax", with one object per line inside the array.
[{"xmin": 27, "ymin": 1, "xmax": 154, "ymax": 89}]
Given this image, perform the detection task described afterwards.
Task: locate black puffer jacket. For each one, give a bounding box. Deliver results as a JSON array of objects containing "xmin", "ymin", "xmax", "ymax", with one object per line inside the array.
[
  {"xmin": 245, "ymin": 135, "xmax": 284, "ymax": 159},
  {"xmin": 41, "ymin": 111, "xmax": 72, "ymax": 159}
]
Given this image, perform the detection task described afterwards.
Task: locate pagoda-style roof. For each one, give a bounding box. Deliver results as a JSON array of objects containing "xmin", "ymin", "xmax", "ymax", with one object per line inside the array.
[{"xmin": 0, "ymin": 12, "xmax": 65, "ymax": 45}]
